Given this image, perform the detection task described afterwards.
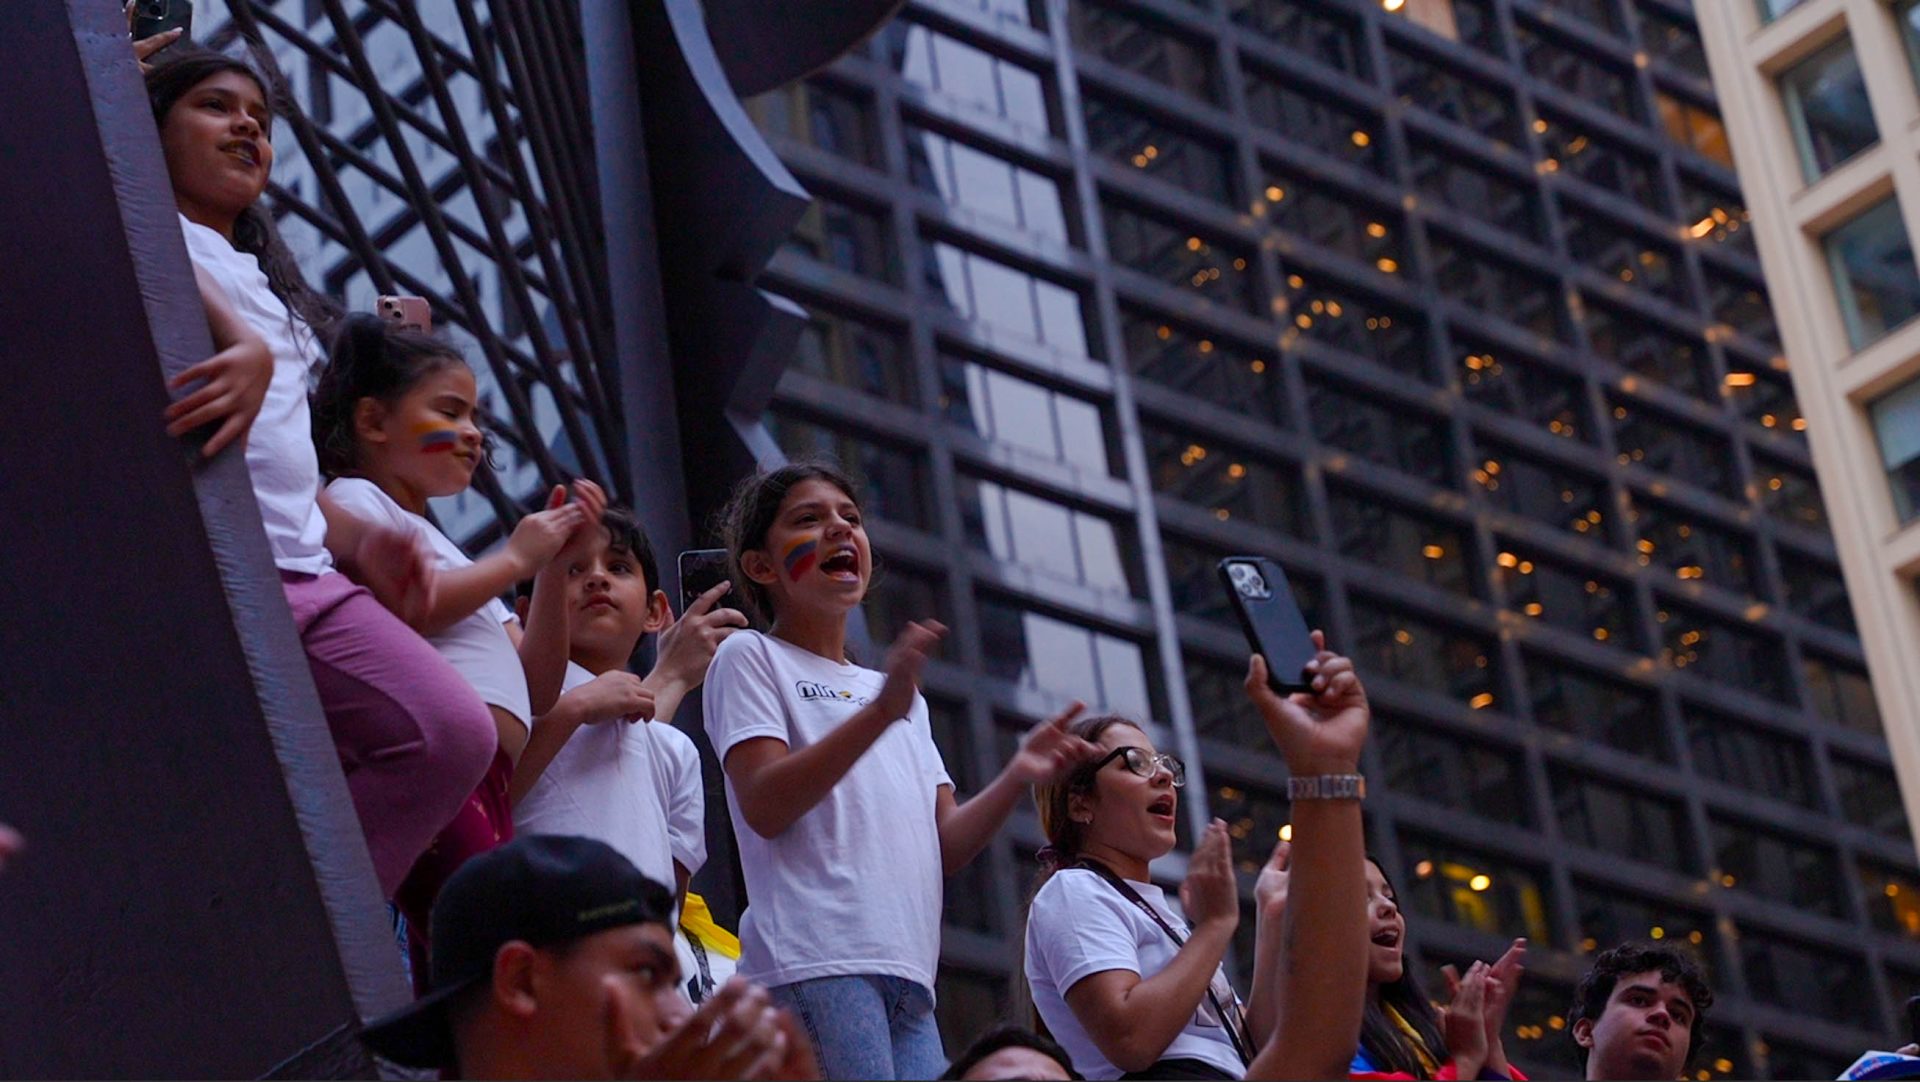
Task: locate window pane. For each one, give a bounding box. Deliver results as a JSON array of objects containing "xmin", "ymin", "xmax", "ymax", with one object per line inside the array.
[
  {"xmin": 1682, "ymin": 703, "xmax": 1818, "ymax": 809},
  {"xmin": 1242, "ymin": 66, "xmax": 1385, "ymax": 174},
  {"xmin": 785, "ymin": 192, "xmax": 897, "ymax": 284},
  {"xmin": 1628, "ymin": 495, "xmax": 1756, "ymax": 596},
  {"xmin": 1103, "ymin": 200, "xmax": 1259, "ymax": 313},
  {"xmin": 1142, "ymin": 420, "xmax": 1311, "ymax": 537},
  {"xmin": 977, "ymin": 594, "xmax": 1157, "ymax": 717},
  {"xmin": 1494, "ymin": 540, "xmax": 1636, "ymax": 647},
  {"xmin": 1657, "ymin": 598, "xmax": 1791, "ymax": 703},
  {"xmin": 1572, "ymin": 881, "xmax": 1716, "ymax": 972},
  {"xmin": 891, "ymin": 23, "xmax": 1053, "ymax": 133},
  {"xmin": 938, "ymin": 352, "xmax": 1114, "ymax": 474},
  {"xmin": 747, "ymin": 78, "xmax": 881, "ymax": 168},
  {"xmin": 787, "ymin": 304, "xmax": 915, "ymax": 405},
  {"xmin": 1711, "ymin": 816, "xmax": 1844, "ymax": 917},
  {"xmin": 1378, "ymin": 712, "xmax": 1530, "ymax": 826},
  {"xmin": 1553, "ymin": 766, "xmax": 1694, "ymax": 872},
  {"xmin": 1583, "ymin": 298, "xmax": 1711, "ymax": 399},
  {"xmin": 1804, "ymin": 651, "xmax": 1882, "ymax": 734},
  {"xmin": 1327, "ymin": 483, "xmax": 1473, "ymax": 596},
  {"xmin": 957, "ymin": 471, "xmax": 1141, "ymax": 595},
  {"xmin": 1165, "ymin": 536, "xmax": 1324, "ymax": 632},
  {"xmin": 1523, "ymin": 653, "xmax": 1670, "ymax": 761},
  {"xmin": 1087, "ymin": 93, "xmax": 1234, "ymax": 203},
  {"xmin": 1857, "ymin": 860, "xmax": 1920, "ymax": 941},
  {"xmin": 1348, "ymin": 596, "xmax": 1500, "ymax": 709},
  {"xmin": 1066, "ymin": 1, "xmax": 1218, "ymax": 103},
  {"xmin": 1399, "ymin": 836, "xmax": 1556, "ymax": 944},
  {"xmin": 1613, "ymin": 399, "xmax": 1739, "ymax": 500},
  {"xmin": 1459, "ymin": 342, "xmax": 1588, "ymax": 441},
  {"xmin": 1737, "ymin": 925, "xmax": 1867, "ymax": 1023},
  {"xmin": 1286, "ymin": 272, "xmax": 1430, "ymax": 382},
  {"xmin": 1832, "ymin": 754, "xmax": 1911, "ymax": 840},
  {"xmin": 1826, "ymin": 198, "xmax": 1920, "ymax": 350},
  {"xmin": 925, "ymin": 242, "xmax": 1093, "ymax": 357},
  {"xmin": 1226, "ymin": 0, "xmax": 1365, "ymax": 75},
  {"xmin": 908, "ymin": 126, "xmax": 1070, "ymax": 244},
  {"xmin": 1871, "ymin": 377, "xmax": 1920, "ymax": 522},
  {"xmin": 1263, "ymin": 164, "xmax": 1407, "ymax": 273},
  {"xmin": 1121, "ymin": 308, "xmax": 1286, "ymax": 424},
  {"xmin": 1781, "ymin": 38, "xmax": 1877, "ymax": 181},
  {"xmin": 1472, "ymin": 438, "xmax": 1610, "ymax": 543},
  {"xmin": 865, "ymin": 562, "xmax": 949, "ymax": 644},
  {"xmin": 1306, "ymin": 374, "xmax": 1452, "ymax": 484}
]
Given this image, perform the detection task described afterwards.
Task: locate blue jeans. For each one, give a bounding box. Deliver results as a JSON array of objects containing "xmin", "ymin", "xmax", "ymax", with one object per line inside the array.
[{"xmin": 771, "ymin": 974, "xmax": 946, "ymax": 1080}]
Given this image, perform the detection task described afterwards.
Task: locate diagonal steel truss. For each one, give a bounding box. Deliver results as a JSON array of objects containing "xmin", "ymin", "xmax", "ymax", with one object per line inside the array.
[{"xmin": 193, "ymin": 0, "xmax": 627, "ymax": 550}]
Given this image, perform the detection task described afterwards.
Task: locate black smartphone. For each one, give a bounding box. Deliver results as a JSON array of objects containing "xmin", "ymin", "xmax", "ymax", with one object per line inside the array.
[
  {"xmin": 677, "ymin": 548, "xmax": 736, "ymax": 615},
  {"xmin": 131, "ymin": 0, "xmax": 193, "ymax": 40},
  {"xmin": 1218, "ymin": 556, "xmax": 1318, "ymax": 694}
]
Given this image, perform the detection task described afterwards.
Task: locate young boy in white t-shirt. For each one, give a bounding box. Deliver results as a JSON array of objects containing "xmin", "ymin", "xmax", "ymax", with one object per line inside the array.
[{"xmin": 509, "ymin": 506, "xmax": 746, "ymax": 905}]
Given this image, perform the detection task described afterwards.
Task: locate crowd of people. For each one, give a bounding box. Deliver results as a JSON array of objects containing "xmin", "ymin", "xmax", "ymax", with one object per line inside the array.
[{"xmin": 80, "ymin": 23, "xmax": 1900, "ymax": 1081}]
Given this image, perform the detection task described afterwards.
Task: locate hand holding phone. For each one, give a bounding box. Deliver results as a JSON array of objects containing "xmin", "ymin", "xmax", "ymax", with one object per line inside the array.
[
  {"xmin": 1218, "ymin": 556, "xmax": 1318, "ymax": 694},
  {"xmin": 130, "ymin": 0, "xmax": 193, "ymax": 42},
  {"xmin": 677, "ymin": 549, "xmax": 737, "ymax": 616},
  {"xmin": 377, "ymin": 294, "xmax": 432, "ymax": 332}
]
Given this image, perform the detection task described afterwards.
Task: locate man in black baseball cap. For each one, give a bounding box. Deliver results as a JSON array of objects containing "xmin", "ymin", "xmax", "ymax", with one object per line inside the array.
[{"xmin": 360, "ymin": 834, "xmax": 812, "ymax": 1080}]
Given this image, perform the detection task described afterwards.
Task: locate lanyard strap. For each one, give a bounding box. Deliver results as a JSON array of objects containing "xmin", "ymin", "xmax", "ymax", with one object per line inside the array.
[{"xmin": 1075, "ymin": 860, "xmax": 1254, "ymax": 1066}]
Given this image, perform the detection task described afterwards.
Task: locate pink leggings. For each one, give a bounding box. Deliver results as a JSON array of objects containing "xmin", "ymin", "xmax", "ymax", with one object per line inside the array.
[{"xmin": 282, "ymin": 571, "xmax": 496, "ymax": 896}]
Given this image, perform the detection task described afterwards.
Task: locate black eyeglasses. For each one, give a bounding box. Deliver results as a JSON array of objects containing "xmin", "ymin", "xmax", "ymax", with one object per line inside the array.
[{"xmin": 1086, "ymin": 746, "xmax": 1185, "ymax": 787}]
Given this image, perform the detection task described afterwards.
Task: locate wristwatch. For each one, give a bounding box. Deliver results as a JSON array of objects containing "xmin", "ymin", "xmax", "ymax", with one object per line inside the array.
[{"xmin": 1287, "ymin": 773, "xmax": 1366, "ymax": 801}]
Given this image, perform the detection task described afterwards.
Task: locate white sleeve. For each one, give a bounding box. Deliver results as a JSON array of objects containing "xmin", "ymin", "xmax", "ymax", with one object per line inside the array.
[
  {"xmin": 324, "ymin": 478, "xmax": 411, "ymax": 534},
  {"xmin": 486, "ymin": 597, "xmax": 514, "ymax": 625},
  {"xmin": 1031, "ymin": 872, "xmax": 1150, "ymax": 994},
  {"xmin": 912, "ymin": 693, "xmax": 953, "ymax": 791},
  {"xmin": 702, "ymin": 635, "xmax": 792, "ymax": 759},
  {"xmin": 656, "ymin": 725, "xmax": 708, "ymax": 876}
]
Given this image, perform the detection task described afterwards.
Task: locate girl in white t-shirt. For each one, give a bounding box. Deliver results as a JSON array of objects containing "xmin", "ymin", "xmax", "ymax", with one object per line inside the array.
[
  {"xmin": 145, "ymin": 49, "xmax": 496, "ymax": 897},
  {"xmin": 312, "ymin": 313, "xmax": 604, "ymax": 986},
  {"xmin": 704, "ymin": 462, "xmax": 1100, "ymax": 1080},
  {"xmin": 1023, "ymin": 636, "xmax": 1381, "ymax": 1080}
]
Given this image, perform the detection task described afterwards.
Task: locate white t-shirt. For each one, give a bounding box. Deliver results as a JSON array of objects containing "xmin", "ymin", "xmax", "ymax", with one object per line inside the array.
[
  {"xmin": 1025, "ymin": 868, "xmax": 1247, "ymax": 1080},
  {"xmin": 703, "ymin": 630, "xmax": 952, "ymax": 992},
  {"xmin": 178, "ymin": 215, "xmax": 332, "ymax": 575},
  {"xmin": 515, "ymin": 661, "xmax": 707, "ymax": 892},
  {"xmin": 323, "ymin": 478, "xmax": 530, "ymax": 725}
]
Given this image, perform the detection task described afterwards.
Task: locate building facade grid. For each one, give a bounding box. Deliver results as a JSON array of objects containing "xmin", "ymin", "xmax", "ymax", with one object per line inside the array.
[{"xmin": 746, "ymin": 0, "xmax": 1916, "ymax": 1076}]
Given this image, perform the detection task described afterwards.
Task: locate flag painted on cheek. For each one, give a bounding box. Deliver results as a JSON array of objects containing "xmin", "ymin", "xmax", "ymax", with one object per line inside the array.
[
  {"xmin": 782, "ymin": 537, "xmax": 819, "ymax": 581},
  {"xmin": 411, "ymin": 421, "xmax": 460, "ymax": 454}
]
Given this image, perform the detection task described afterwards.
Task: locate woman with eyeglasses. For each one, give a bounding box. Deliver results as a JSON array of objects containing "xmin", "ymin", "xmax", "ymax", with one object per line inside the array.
[{"xmin": 1023, "ymin": 633, "xmax": 1375, "ymax": 1081}]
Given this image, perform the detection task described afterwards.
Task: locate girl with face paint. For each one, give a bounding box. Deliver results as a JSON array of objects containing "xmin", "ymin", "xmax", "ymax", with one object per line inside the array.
[{"xmin": 700, "ymin": 463, "xmax": 1103, "ymax": 1080}]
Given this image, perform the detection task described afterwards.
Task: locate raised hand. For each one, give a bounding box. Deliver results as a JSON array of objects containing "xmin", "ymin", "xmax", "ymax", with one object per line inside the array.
[
  {"xmin": 571, "ymin": 671, "xmax": 657, "ymax": 726},
  {"xmin": 351, "ymin": 523, "xmax": 437, "ymax": 630},
  {"xmin": 604, "ymin": 976, "xmax": 788, "ymax": 1080},
  {"xmin": 126, "ymin": 2, "xmax": 184, "ymax": 72},
  {"xmin": 551, "ymin": 479, "xmax": 609, "ymax": 566},
  {"xmin": 873, "ymin": 620, "xmax": 945, "ymax": 722},
  {"xmin": 1254, "ymin": 837, "xmax": 1290, "ymax": 920},
  {"xmin": 1442, "ymin": 960, "xmax": 1491, "ymax": 1079},
  {"xmin": 506, "ymin": 492, "xmax": 588, "ymax": 577},
  {"xmin": 653, "ymin": 579, "xmax": 750, "ymax": 691},
  {"xmin": 1244, "ymin": 630, "xmax": 1368, "ymax": 775},
  {"xmin": 1004, "ymin": 701, "xmax": 1100, "ymax": 785},
  {"xmin": 1478, "ymin": 938, "xmax": 1527, "ymax": 1071},
  {"xmin": 1180, "ymin": 819, "xmax": 1241, "ymax": 932}
]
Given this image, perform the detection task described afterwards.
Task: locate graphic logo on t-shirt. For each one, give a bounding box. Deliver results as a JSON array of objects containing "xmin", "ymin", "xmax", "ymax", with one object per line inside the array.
[{"xmin": 795, "ymin": 679, "xmax": 873, "ymax": 707}]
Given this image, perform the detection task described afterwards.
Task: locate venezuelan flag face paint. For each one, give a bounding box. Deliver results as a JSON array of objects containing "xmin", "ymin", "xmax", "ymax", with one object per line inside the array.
[
  {"xmin": 782, "ymin": 536, "xmax": 819, "ymax": 581},
  {"xmin": 411, "ymin": 420, "xmax": 460, "ymax": 454}
]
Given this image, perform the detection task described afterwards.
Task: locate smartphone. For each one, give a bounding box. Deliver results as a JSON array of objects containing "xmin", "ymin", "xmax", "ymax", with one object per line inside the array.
[
  {"xmin": 1218, "ymin": 556, "xmax": 1318, "ymax": 695},
  {"xmin": 131, "ymin": 0, "xmax": 193, "ymax": 40},
  {"xmin": 677, "ymin": 548, "xmax": 736, "ymax": 615},
  {"xmin": 377, "ymin": 295, "xmax": 432, "ymax": 332}
]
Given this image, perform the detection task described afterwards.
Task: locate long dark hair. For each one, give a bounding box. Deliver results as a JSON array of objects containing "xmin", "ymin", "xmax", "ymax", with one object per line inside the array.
[
  {"xmin": 146, "ymin": 47, "xmax": 340, "ymax": 337},
  {"xmin": 1359, "ymin": 858, "xmax": 1447, "ymax": 1078},
  {"xmin": 718, "ymin": 461, "xmax": 864, "ymax": 627},
  {"xmin": 311, "ymin": 313, "xmax": 468, "ymax": 477}
]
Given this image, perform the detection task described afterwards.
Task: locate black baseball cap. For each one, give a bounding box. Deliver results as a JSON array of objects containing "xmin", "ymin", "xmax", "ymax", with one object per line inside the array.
[{"xmin": 359, "ymin": 834, "xmax": 675, "ymax": 1069}]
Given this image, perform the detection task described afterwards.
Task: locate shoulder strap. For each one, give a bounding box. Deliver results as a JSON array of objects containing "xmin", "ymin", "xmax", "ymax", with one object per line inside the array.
[{"xmin": 1074, "ymin": 860, "xmax": 1254, "ymax": 1066}]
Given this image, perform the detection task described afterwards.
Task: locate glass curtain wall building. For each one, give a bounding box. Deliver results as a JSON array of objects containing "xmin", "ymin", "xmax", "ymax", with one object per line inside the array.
[{"xmin": 746, "ymin": 0, "xmax": 1914, "ymax": 1075}]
